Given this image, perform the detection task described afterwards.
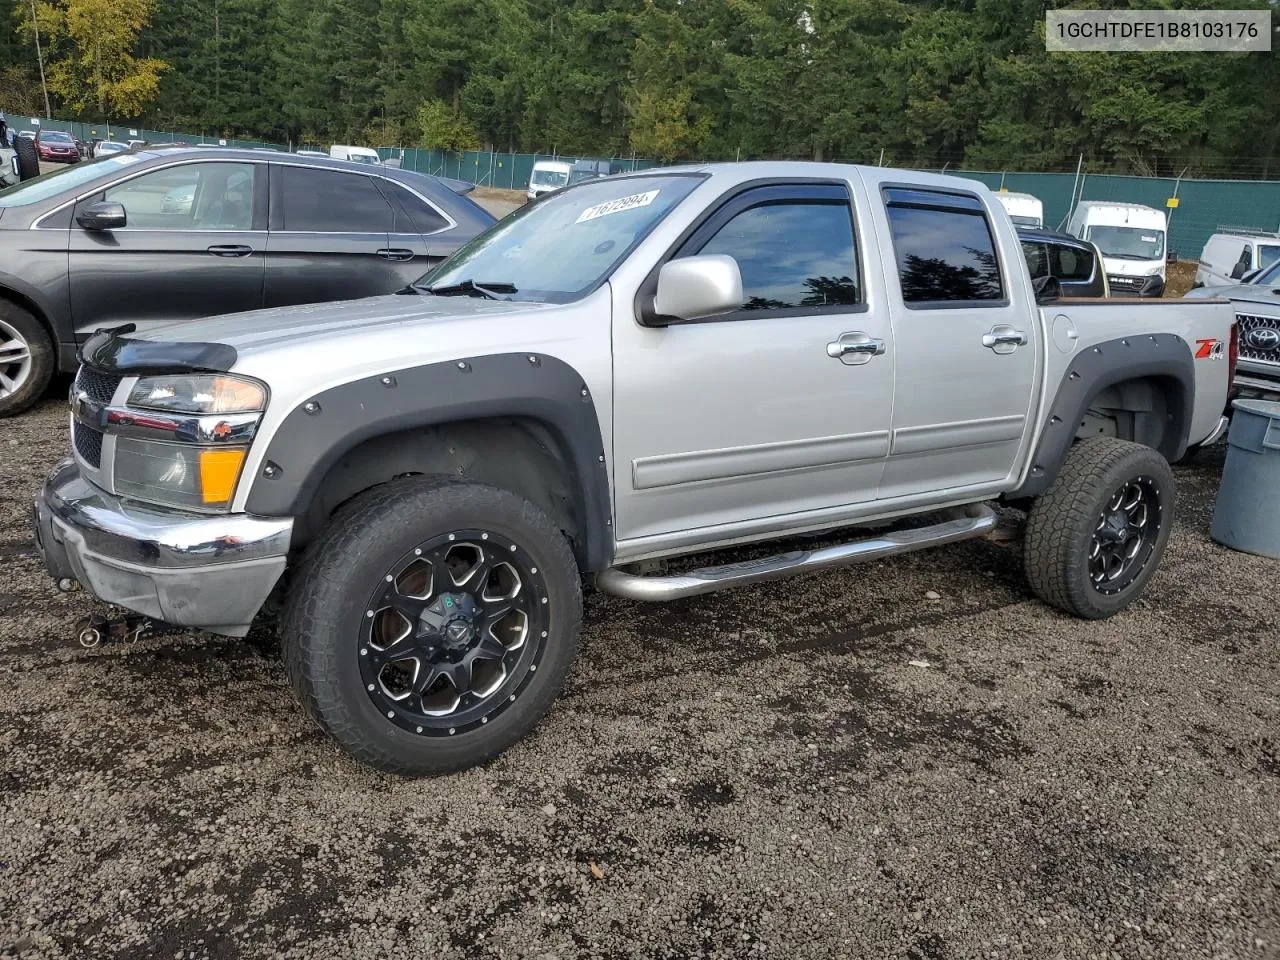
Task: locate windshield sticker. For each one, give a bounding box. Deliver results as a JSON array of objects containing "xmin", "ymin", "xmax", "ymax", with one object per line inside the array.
[
  {"xmin": 1141, "ymin": 235, "xmax": 1157, "ymax": 242},
  {"xmin": 575, "ymin": 190, "xmax": 660, "ymax": 224}
]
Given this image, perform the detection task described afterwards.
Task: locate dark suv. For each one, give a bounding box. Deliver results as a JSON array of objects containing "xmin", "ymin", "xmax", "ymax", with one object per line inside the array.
[{"xmin": 0, "ymin": 147, "xmax": 495, "ymax": 414}]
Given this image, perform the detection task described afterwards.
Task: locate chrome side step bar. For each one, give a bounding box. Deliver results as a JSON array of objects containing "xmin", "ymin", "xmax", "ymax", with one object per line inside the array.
[{"xmin": 596, "ymin": 504, "xmax": 997, "ymax": 602}]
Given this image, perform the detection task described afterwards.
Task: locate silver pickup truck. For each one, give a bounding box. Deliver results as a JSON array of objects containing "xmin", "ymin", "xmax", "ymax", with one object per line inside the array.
[{"xmin": 33, "ymin": 162, "xmax": 1237, "ymax": 775}]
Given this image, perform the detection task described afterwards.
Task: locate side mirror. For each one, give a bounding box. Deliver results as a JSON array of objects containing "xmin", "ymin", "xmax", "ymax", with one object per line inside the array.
[
  {"xmin": 77, "ymin": 201, "xmax": 126, "ymax": 231},
  {"xmin": 1139, "ymin": 275, "xmax": 1165, "ymax": 298},
  {"xmin": 1166, "ymin": 252, "xmax": 1178, "ymax": 264},
  {"xmin": 649, "ymin": 255, "xmax": 743, "ymax": 323},
  {"xmin": 1230, "ymin": 261, "xmax": 1248, "ymax": 280},
  {"xmin": 1032, "ymin": 274, "xmax": 1061, "ymax": 303}
]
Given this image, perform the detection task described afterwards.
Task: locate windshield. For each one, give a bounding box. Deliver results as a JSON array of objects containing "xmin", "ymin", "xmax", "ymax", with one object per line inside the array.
[
  {"xmin": 1009, "ymin": 215, "xmax": 1041, "ymax": 227},
  {"xmin": 41, "ymin": 131, "xmax": 74, "ymax": 143},
  {"xmin": 347, "ymin": 153, "xmax": 379, "ymax": 165},
  {"xmin": 1087, "ymin": 224, "xmax": 1165, "ymax": 261},
  {"xmin": 531, "ymin": 168, "xmax": 569, "ymax": 187},
  {"xmin": 0, "ymin": 154, "xmax": 144, "ymax": 207},
  {"xmin": 1252, "ymin": 259, "xmax": 1280, "ymax": 285},
  {"xmin": 420, "ymin": 174, "xmax": 704, "ymax": 303}
]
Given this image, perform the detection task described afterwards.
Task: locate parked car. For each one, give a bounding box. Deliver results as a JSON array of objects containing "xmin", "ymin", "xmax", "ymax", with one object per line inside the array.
[
  {"xmin": 996, "ymin": 191, "xmax": 1044, "ymax": 228},
  {"xmin": 92, "ymin": 140, "xmax": 129, "ymax": 158},
  {"xmin": 32, "ymin": 162, "xmax": 1237, "ymax": 774},
  {"xmin": 1186, "ymin": 257, "xmax": 1280, "ymax": 400},
  {"xmin": 1194, "ymin": 231, "xmax": 1280, "ymax": 288},
  {"xmin": 126, "ymin": 139, "xmax": 148, "ymax": 150},
  {"xmin": 1066, "ymin": 201, "xmax": 1167, "ymax": 297},
  {"xmin": 18, "ymin": 130, "xmax": 35, "ymax": 140},
  {"xmin": 0, "ymin": 114, "xmax": 16, "ymax": 188},
  {"xmin": 329, "ymin": 145, "xmax": 381, "ymax": 165},
  {"xmin": 0, "ymin": 146, "xmax": 495, "ymax": 415},
  {"xmin": 568, "ymin": 158, "xmax": 614, "ymax": 185},
  {"xmin": 1018, "ymin": 227, "xmax": 1109, "ymax": 298},
  {"xmin": 35, "ymin": 129, "xmax": 80, "ymax": 164},
  {"xmin": 527, "ymin": 159, "xmax": 571, "ymax": 201}
]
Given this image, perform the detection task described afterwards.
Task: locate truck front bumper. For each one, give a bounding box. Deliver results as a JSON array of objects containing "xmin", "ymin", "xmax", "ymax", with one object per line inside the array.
[{"xmin": 32, "ymin": 460, "xmax": 293, "ymax": 637}]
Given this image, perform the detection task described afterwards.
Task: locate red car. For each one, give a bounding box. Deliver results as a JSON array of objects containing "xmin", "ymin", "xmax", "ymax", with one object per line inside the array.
[{"xmin": 34, "ymin": 129, "xmax": 79, "ymax": 164}]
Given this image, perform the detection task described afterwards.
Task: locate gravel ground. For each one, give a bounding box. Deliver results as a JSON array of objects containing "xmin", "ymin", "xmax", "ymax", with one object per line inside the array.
[{"xmin": 1, "ymin": 391, "xmax": 1278, "ymax": 960}]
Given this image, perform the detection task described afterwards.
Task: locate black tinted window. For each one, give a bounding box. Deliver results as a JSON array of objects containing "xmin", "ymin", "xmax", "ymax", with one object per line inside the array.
[
  {"xmin": 279, "ymin": 167, "xmax": 392, "ymax": 233},
  {"xmin": 379, "ymin": 181, "xmax": 448, "ymax": 234},
  {"xmin": 1052, "ymin": 243, "xmax": 1094, "ymax": 281},
  {"xmin": 1021, "ymin": 241, "xmax": 1049, "ymax": 279},
  {"xmin": 697, "ymin": 201, "xmax": 859, "ymax": 310},
  {"xmin": 885, "ymin": 190, "xmax": 1003, "ymax": 303}
]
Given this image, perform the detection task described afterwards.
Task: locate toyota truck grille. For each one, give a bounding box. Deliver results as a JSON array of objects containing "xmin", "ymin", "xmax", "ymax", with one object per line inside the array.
[
  {"xmin": 73, "ymin": 423, "xmax": 103, "ymax": 468},
  {"xmin": 76, "ymin": 366, "xmax": 123, "ymax": 404},
  {"xmin": 1236, "ymin": 313, "xmax": 1280, "ymax": 366}
]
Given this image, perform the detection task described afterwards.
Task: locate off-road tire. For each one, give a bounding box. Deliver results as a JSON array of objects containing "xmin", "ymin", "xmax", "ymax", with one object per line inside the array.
[
  {"xmin": 14, "ymin": 136, "xmax": 38, "ymax": 180},
  {"xmin": 0, "ymin": 301, "xmax": 55, "ymax": 417},
  {"xmin": 1024, "ymin": 438, "xmax": 1175, "ymax": 619},
  {"xmin": 282, "ymin": 476, "xmax": 582, "ymax": 775}
]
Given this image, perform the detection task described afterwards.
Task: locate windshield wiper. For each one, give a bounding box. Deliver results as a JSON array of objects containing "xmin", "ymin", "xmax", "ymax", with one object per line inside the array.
[{"xmin": 423, "ymin": 279, "xmax": 518, "ymax": 300}]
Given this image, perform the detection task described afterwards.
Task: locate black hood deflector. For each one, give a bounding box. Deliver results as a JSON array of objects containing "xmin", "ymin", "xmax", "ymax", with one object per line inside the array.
[{"xmin": 78, "ymin": 324, "xmax": 237, "ymax": 375}]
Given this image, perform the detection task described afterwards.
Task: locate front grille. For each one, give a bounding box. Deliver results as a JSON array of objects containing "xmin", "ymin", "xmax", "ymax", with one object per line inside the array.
[
  {"xmin": 73, "ymin": 423, "xmax": 103, "ymax": 468},
  {"xmin": 76, "ymin": 366, "xmax": 123, "ymax": 404},
  {"xmin": 1236, "ymin": 313, "xmax": 1280, "ymax": 366},
  {"xmin": 1107, "ymin": 274, "xmax": 1143, "ymax": 290}
]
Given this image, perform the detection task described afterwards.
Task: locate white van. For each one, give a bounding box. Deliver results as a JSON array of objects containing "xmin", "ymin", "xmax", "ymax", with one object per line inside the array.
[
  {"xmin": 329, "ymin": 145, "xmax": 382, "ymax": 165},
  {"xmin": 1195, "ymin": 232, "xmax": 1280, "ymax": 287},
  {"xmin": 995, "ymin": 191, "xmax": 1043, "ymax": 228},
  {"xmin": 527, "ymin": 160, "xmax": 572, "ymax": 201},
  {"xmin": 1065, "ymin": 201, "xmax": 1167, "ymax": 297}
]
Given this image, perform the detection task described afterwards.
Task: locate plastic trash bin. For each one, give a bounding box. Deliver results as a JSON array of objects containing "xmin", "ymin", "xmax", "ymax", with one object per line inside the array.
[{"xmin": 1211, "ymin": 398, "xmax": 1280, "ymax": 559}]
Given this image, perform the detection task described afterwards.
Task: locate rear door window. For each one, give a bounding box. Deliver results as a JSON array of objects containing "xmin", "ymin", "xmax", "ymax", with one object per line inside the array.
[
  {"xmin": 278, "ymin": 166, "xmax": 392, "ymax": 233},
  {"xmin": 1052, "ymin": 243, "xmax": 1094, "ymax": 281},
  {"xmin": 376, "ymin": 180, "xmax": 449, "ymax": 235},
  {"xmin": 883, "ymin": 188, "xmax": 1004, "ymax": 304}
]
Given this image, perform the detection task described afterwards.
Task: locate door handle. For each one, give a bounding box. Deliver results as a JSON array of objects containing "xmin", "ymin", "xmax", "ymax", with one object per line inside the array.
[
  {"xmin": 207, "ymin": 244, "xmax": 253, "ymax": 258},
  {"xmin": 376, "ymin": 248, "xmax": 416, "ymax": 262},
  {"xmin": 982, "ymin": 325, "xmax": 1029, "ymax": 354},
  {"xmin": 827, "ymin": 332, "xmax": 886, "ymax": 365}
]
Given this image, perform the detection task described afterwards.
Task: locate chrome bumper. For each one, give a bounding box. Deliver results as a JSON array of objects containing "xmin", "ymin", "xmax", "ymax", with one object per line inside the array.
[{"xmin": 32, "ymin": 459, "xmax": 292, "ymax": 637}]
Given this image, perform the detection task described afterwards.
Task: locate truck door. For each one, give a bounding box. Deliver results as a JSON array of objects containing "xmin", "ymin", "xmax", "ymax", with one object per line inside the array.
[
  {"xmin": 611, "ymin": 180, "xmax": 894, "ymax": 543},
  {"xmin": 873, "ymin": 185, "xmax": 1039, "ymax": 499}
]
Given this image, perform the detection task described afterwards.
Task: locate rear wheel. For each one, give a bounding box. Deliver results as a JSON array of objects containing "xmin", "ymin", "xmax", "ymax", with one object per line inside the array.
[
  {"xmin": 283, "ymin": 476, "xmax": 582, "ymax": 775},
  {"xmin": 0, "ymin": 302, "xmax": 54, "ymax": 417},
  {"xmin": 1024, "ymin": 438, "xmax": 1175, "ymax": 619}
]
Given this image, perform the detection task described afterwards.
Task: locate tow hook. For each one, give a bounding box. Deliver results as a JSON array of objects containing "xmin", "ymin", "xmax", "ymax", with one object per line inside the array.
[{"xmin": 74, "ymin": 612, "xmax": 155, "ymax": 648}]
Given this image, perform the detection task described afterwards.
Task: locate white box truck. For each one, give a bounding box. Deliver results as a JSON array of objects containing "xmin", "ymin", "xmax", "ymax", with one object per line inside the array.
[{"xmin": 1066, "ymin": 201, "xmax": 1167, "ymax": 297}]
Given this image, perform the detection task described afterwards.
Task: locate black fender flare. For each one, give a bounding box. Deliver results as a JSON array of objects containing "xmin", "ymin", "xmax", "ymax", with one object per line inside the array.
[
  {"xmin": 1010, "ymin": 334, "xmax": 1195, "ymax": 499},
  {"xmin": 243, "ymin": 353, "xmax": 612, "ymax": 572}
]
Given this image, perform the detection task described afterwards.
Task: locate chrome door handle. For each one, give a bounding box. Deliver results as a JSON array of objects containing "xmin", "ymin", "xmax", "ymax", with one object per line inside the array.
[
  {"xmin": 207, "ymin": 244, "xmax": 253, "ymax": 258},
  {"xmin": 827, "ymin": 332, "xmax": 886, "ymax": 365},
  {"xmin": 376, "ymin": 248, "xmax": 415, "ymax": 262},
  {"xmin": 982, "ymin": 325, "xmax": 1029, "ymax": 354}
]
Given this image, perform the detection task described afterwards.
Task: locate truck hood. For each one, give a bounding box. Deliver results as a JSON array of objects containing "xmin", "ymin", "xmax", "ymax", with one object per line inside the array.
[{"xmin": 142, "ymin": 293, "xmax": 561, "ymax": 356}]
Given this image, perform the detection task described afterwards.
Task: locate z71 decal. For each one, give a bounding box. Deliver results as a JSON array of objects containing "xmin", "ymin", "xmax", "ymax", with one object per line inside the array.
[{"xmin": 1195, "ymin": 338, "xmax": 1225, "ymax": 360}]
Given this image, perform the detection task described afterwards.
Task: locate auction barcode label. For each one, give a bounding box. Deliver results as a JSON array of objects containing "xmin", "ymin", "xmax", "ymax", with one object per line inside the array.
[
  {"xmin": 575, "ymin": 190, "xmax": 660, "ymax": 224},
  {"xmin": 1046, "ymin": 10, "xmax": 1271, "ymax": 52}
]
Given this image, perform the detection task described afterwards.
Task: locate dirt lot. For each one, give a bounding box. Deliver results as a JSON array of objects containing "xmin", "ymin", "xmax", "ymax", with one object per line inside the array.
[{"xmin": 2, "ymin": 391, "xmax": 1278, "ymax": 960}]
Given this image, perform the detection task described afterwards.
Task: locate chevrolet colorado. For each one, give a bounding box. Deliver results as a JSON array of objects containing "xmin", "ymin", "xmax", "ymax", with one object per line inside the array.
[{"xmin": 33, "ymin": 162, "xmax": 1237, "ymax": 774}]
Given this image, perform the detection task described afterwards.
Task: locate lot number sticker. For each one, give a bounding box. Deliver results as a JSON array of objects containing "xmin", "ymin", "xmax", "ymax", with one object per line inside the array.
[{"xmin": 575, "ymin": 190, "xmax": 660, "ymax": 224}]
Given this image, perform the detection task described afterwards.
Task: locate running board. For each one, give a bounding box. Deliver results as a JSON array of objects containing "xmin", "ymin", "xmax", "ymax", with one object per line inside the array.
[{"xmin": 596, "ymin": 504, "xmax": 998, "ymax": 602}]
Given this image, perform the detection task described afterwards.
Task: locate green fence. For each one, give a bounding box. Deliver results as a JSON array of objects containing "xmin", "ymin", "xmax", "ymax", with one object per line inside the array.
[
  {"xmin": 951, "ymin": 169, "xmax": 1280, "ymax": 260},
  {"xmin": 376, "ymin": 147, "xmax": 659, "ymax": 189}
]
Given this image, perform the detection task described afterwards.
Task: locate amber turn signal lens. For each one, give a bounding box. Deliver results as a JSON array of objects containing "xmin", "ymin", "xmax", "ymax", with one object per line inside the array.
[{"xmin": 198, "ymin": 449, "xmax": 247, "ymax": 505}]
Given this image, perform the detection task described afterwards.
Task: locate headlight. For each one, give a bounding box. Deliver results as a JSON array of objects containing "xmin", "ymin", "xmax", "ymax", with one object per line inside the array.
[
  {"xmin": 113, "ymin": 438, "xmax": 248, "ymax": 510},
  {"xmin": 128, "ymin": 373, "xmax": 267, "ymax": 414}
]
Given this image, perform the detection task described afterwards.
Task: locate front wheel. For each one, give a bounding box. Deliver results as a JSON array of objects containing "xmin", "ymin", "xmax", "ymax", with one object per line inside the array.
[
  {"xmin": 1023, "ymin": 438, "xmax": 1175, "ymax": 619},
  {"xmin": 282, "ymin": 477, "xmax": 582, "ymax": 775},
  {"xmin": 0, "ymin": 302, "xmax": 55, "ymax": 417}
]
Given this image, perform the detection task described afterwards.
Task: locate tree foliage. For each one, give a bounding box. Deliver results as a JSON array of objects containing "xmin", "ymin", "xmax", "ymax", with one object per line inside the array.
[
  {"xmin": 22, "ymin": 0, "xmax": 166, "ymax": 116},
  {"xmin": 1, "ymin": 0, "xmax": 1276, "ymax": 174}
]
